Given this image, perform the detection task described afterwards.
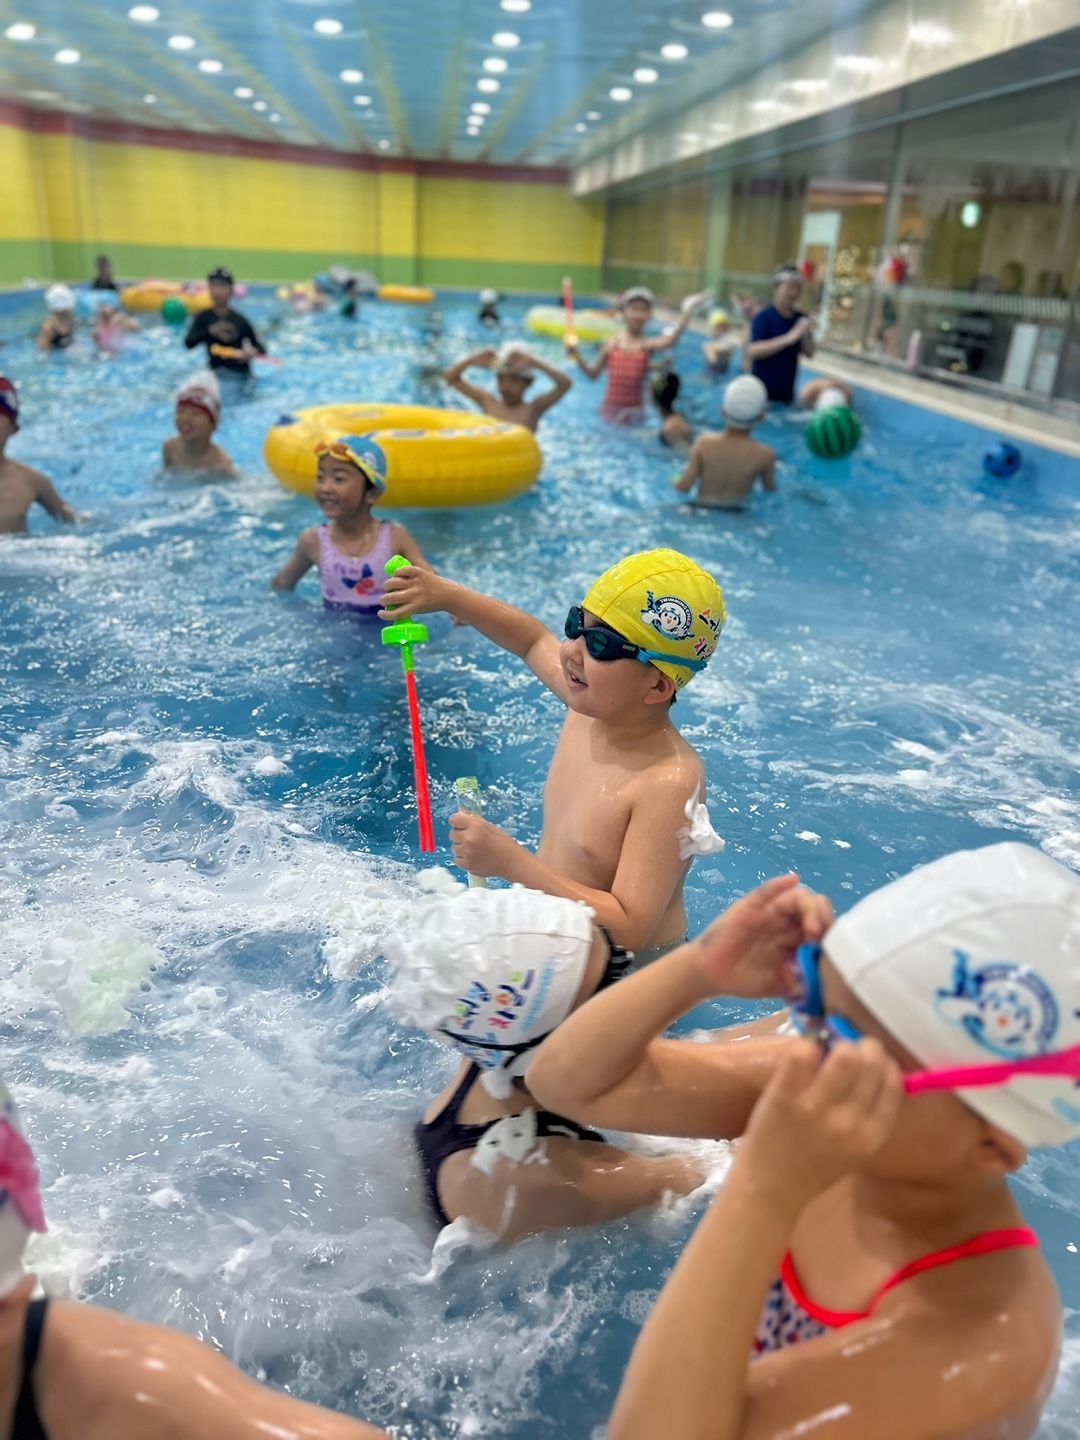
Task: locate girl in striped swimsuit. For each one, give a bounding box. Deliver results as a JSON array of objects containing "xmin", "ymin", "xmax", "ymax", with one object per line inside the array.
[{"xmin": 566, "ymin": 286, "xmax": 711, "ymax": 424}]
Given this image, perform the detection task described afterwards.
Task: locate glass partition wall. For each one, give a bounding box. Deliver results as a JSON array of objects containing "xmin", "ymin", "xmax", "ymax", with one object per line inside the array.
[{"xmin": 601, "ymin": 78, "xmax": 1080, "ymax": 414}]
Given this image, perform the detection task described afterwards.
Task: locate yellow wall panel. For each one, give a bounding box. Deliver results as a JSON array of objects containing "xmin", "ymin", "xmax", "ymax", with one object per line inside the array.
[{"xmin": 418, "ymin": 179, "xmax": 603, "ymax": 263}]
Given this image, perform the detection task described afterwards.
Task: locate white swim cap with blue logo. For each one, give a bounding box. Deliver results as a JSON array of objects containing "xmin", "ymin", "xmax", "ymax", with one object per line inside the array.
[
  {"xmin": 825, "ymin": 843, "xmax": 1080, "ymax": 1148},
  {"xmin": 385, "ymin": 887, "xmax": 595, "ymax": 1098}
]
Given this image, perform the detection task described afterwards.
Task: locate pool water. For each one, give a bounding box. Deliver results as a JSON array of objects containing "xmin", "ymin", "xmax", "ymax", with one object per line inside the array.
[{"xmin": 1, "ymin": 292, "xmax": 1079, "ymax": 1436}]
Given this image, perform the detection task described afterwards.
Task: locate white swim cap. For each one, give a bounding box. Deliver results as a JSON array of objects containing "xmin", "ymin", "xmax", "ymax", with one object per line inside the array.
[
  {"xmin": 385, "ymin": 886, "xmax": 596, "ymax": 1097},
  {"xmin": 825, "ymin": 843, "xmax": 1080, "ymax": 1148},
  {"xmin": 722, "ymin": 374, "xmax": 768, "ymax": 428},
  {"xmin": 0, "ymin": 1084, "xmax": 46, "ymax": 1296},
  {"xmin": 45, "ymin": 284, "xmax": 76, "ymax": 313},
  {"xmin": 816, "ymin": 385, "xmax": 849, "ymax": 411},
  {"xmin": 621, "ymin": 286, "xmax": 655, "ymax": 309},
  {"xmin": 495, "ymin": 342, "xmax": 534, "ymax": 379},
  {"xmin": 479, "ymin": 288, "xmax": 499, "ymax": 306},
  {"xmin": 175, "ymin": 369, "xmax": 222, "ymax": 424}
]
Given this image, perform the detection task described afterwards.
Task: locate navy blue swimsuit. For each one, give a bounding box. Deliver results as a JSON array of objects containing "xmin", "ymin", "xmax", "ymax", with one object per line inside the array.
[{"xmin": 13, "ymin": 1299, "xmax": 48, "ymax": 1440}]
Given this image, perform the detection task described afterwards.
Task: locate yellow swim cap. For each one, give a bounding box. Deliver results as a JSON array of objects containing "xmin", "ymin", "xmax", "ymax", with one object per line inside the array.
[
  {"xmin": 709, "ymin": 308, "xmax": 731, "ymax": 327},
  {"xmin": 583, "ymin": 549, "xmax": 726, "ymax": 689}
]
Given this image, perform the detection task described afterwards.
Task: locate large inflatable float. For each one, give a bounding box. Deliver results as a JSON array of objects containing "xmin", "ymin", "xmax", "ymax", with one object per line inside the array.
[
  {"xmin": 264, "ymin": 403, "xmax": 541, "ymax": 507},
  {"xmin": 377, "ymin": 284, "xmax": 436, "ymax": 305},
  {"xmin": 526, "ymin": 304, "xmax": 620, "ymax": 343},
  {"xmin": 120, "ymin": 280, "xmax": 212, "ymax": 314}
]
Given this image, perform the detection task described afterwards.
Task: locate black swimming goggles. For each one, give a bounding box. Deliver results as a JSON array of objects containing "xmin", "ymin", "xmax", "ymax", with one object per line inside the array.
[{"xmin": 564, "ymin": 605, "xmax": 706, "ymax": 674}]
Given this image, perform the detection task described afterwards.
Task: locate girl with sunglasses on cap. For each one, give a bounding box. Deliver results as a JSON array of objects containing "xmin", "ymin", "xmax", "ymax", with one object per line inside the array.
[
  {"xmin": 387, "ymin": 885, "xmax": 706, "ymax": 1240},
  {"xmin": 566, "ymin": 286, "xmax": 712, "ymax": 424},
  {"xmin": 272, "ymin": 434, "xmax": 428, "ymax": 614},
  {"xmin": 530, "ymin": 844, "xmax": 1077, "ymax": 1439},
  {"xmin": 380, "ymin": 549, "xmax": 727, "ymax": 960},
  {"xmin": 0, "ymin": 1081, "xmax": 388, "ymax": 1439}
]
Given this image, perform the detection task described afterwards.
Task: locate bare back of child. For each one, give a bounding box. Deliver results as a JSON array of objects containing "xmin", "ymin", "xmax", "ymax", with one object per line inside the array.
[{"xmin": 675, "ymin": 375, "xmax": 776, "ymax": 511}]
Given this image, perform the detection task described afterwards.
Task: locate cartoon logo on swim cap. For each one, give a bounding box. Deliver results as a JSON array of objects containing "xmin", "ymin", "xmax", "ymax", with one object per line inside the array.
[
  {"xmin": 934, "ymin": 951, "xmax": 1059, "ymax": 1060},
  {"xmin": 641, "ymin": 592, "xmax": 694, "ymax": 642}
]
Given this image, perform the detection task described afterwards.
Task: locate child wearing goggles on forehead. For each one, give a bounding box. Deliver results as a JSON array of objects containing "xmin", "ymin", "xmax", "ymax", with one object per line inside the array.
[
  {"xmin": 380, "ymin": 549, "xmax": 727, "ymax": 959},
  {"xmin": 271, "ymin": 433, "xmax": 428, "ymax": 613},
  {"xmin": 530, "ymin": 843, "xmax": 1077, "ymax": 1440}
]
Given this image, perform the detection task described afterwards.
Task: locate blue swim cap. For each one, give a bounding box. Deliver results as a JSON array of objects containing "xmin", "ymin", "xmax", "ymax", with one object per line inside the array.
[{"xmin": 318, "ymin": 434, "xmax": 388, "ymax": 492}]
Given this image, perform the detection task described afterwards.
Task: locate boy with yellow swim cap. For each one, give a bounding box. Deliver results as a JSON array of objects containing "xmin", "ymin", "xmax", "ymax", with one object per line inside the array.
[{"xmin": 380, "ymin": 548, "xmax": 727, "ymax": 959}]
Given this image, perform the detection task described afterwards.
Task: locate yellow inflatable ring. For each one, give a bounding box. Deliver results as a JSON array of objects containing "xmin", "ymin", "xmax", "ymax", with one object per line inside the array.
[
  {"xmin": 264, "ymin": 404, "xmax": 541, "ymax": 508},
  {"xmin": 526, "ymin": 304, "xmax": 620, "ymax": 344},
  {"xmin": 377, "ymin": 284, "xmax": 435, "ymax": 305},
  {"xmin": 120, "ymin": 281, "xmax": 211, "ymax": 314}
]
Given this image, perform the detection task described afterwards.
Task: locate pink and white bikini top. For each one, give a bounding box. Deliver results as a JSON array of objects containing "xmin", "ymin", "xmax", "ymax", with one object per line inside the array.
[
  {"xmin": 318, "ymin": 521, "xmax": 395, "ymax": 614},
  {"xmin": 753, "ymin": 1226, "xmax": 1039, "ymax": 1357}
]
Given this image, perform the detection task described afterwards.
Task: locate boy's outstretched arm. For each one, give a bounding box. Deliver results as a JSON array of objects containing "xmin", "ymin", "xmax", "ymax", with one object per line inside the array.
[
  {"xmin": 34, "ymin": 471, "xmax": 76, "ymax": 523},
  {"xmin": 528, "ymin": 355, "xmax": 573, "ymax": 421},
  {"xmin": 379, "ymin": 566, "xmax": 567, "ymax": 698},
  {"xmin": 442, "ymin": 350, "xmax": 496, "ymax": 409}
]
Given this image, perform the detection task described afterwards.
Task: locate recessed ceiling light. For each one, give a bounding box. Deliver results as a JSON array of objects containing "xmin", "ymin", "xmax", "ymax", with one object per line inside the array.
[
  {"xmin": 749, "ymin": 99, "xmax": 781, "ymax": 112},
  {"xmin": 253, "ymin": 100, "xmax": 268, "ymax": 111},
  {"xmin": 609, "ymin": 86, "xmax": 632, "ymax": 101},
  {"xmin": 54, "ymin": 49, "xmax": 81, "ymax": 64},
  {"xmin": 585, "ymin": 110, "xmax": 601, "ymax": 120},
  {"xmin": 477, "ymin": 78, "xmax": 500, "ymax": 92},
  {"xmin": 269, "ymin": 112, "xmax": 280, "ymax": 122},
  {"xmin": 492, "ymin": 31, "xmax": 520, "ymax": 47},
  {"xmin": 340, "ymin": 68, "xmax": 363, "ymax": 82},
  {"xmin": 313, "ymin": 18, "xmax": 343, "ymax": 35},
  {"xmin": 128, "ymin": 5, "xmax": 160, "ymax": 20},
  {"xmin": 784, "ymin": 77, "xmax": 829, "ymax": 94},
  {"xmin": 377, "ymin": 139, "xmax": 390, "ymax": 149},
  {"xmin": 353, "ymin": 94, "xmax": 372, "ymax": 106},
  {"xmin": 234, "ymin": 86, "xmax": 254, "ymax": 99},
  {"xmin": 701, "ymin": 10, "xmax": 733, "ymax": 27},
  {"xmin": 574, "ymin": 122, "xmax": 586, "ymax": 132},
  {"xmin": 471, "ymin": 101, "xmax": 492, "ymax": 114},
  {"xmin": 4, "ymin": 21, "xmax": 35, "ymax": 40},
  {"xmin": 909, "ymin": 21, "xmax": 953, "ymax": 44},
  {"xmin": 500, "ymin": 0, "xmax": 531, "ymax": 10},
  {"xmin": 633, "ymin": 67, "xmax": 658, "ymax": 83},
  {"xmin": 483, "ymin": 56, "xmax": 508, "ymax": 73},
  {"xmin": 198, "ymin": 59, "xmax": 223, "ymax": 73},
  {"xmin": 836, "ymin": 54, "xmax": 882, "ymax": 74},
  {"xmin": 24, "ymin": 89, "xmax": 60, "ymax": 101},
  {"xmin": 168, "ymin": 34, "xmax": 195, "ymax": 50},
  {"xmin": 660, "ymin": 42, "xmax": 688, "ymax": 60},
  {"xmin": 143, "ymin": 92, "xmax": 157, "ymax": 103}
]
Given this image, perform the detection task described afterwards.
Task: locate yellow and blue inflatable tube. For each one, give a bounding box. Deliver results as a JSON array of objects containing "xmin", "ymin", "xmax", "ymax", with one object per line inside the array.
[
  {"xmin": 377, "ymin": 284, "xmax": 435, "ymax": 305},
  {"xmin": 526, "ymin": 304, "xmax": 620, "ymax": 344},
  {"xmin": 264, "ymin": 404, "xmax": 541, "ymax": 508},
  {"xmin": 120, "ymin": 281, "xmax": 211, "ymax": 314}
]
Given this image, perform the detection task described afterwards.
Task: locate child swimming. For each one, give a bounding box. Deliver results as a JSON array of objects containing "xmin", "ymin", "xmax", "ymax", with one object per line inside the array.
[
  {"xmin": 530, "ymin": 844, "xmax": 1077, "ymax": 1440},
  {"xmin": 272, "ymin": 434, "xmax": 427, "ymax": 612},
  {"xmin": 442, "ymin": 344, "xmax": 572, "ymax": 433},
  {"xmin": 0, "ymin": 1078, "xmax": 387, "ymax": 1438},
  {"xmin": 703, "ymin": 308, "xmax": 738, "ymax": 376},
  {"xmin": 566, "ymin": 286, "xmax": 711, "ymax": 424},
  {"xmin": 162, "ymin": 372, "xmax": 235, "ymax": 477},
  {"xmin": 798, "ymin": 376, "xmax": 854, "ymax": 411},
  {"xmin": 673, "ymin": 375, "xmax": 776, "ymax": 510},
  {"xmin": 380, "ymin": 548, "xmax": 726, "ymax": 957},
  {"xmin": 0, "ymin": 377, "xmax": 77, "ymax": 535},
  {"xmin": 477, "ymin": 287, "xmax": 501, "ymax": 328},
  {"xmin": 650, "ymin": 368, "xmax": 693, "ymax": 452},
  {"xmin": 36, "ymin": 286, "xmax": 76, "ymax": 353},
  {"xmin": 387, "ymin": 885, "xmax": 704, "ymax": 1240},
  {"xmin": 92, "ymin": 298, "xmax": 139, "ymax": 355}
]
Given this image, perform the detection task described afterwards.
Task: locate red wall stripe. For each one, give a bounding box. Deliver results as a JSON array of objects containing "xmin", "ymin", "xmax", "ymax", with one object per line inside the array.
[{"xmin": 0, "ymin": 99, "xmax": 570, "ymax": 185}]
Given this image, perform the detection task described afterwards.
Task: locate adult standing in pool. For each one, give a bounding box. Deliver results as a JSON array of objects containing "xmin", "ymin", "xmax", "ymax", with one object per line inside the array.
[
  {"xmin": 89, "ymin": 254, "xmax": 118, "ymax": 292},
  {"xmin": 744, "ymin": 264, "xmax": 815, "ymax": 404},
  {"xmin": 184, "ymin": 266, "xmax": 267, "ymax": 377}
]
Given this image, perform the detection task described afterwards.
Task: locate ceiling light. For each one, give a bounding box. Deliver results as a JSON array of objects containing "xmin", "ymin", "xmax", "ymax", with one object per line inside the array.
[
  {"xmin": 660, "ymin": 42, "xmax": 688, "ymax": 60},
  {"xmin": 313, "ymin": 18, "xmax": 343, "ymax": 35},
  {"xmin": 701, "ymin": 10, "xmax": 733, "ymax": 26},
  {"xmin": 128, "ymin": 5, "xmax": 159, "ymax": 20},
  {"xmin": 269, "ymin": 113, "xmax": 281, "ymax": 122},
  {"xmin": 198, "ymin": 59, "xmax": 223, "ymax": 73},
  {"xmin": 574, "ymin": 122, "xmax": 586, "ymax": 132},
  {"xmin": 5, "ymin": 21, "xmax": 35, "ymax": 40},
  {"xmin": 609, "ymin": 86, "xmax": 632, "ymax": 101},
  {"xmin": 785, "ymin": 77, "xmax": 829, "ymax": 94},
  {"xmin": 340, "ymin": 68, "xmax": 363, "ymax": 82},
  {"xmin": 836, "ymin": 54, "xmax": 883, "ymax": 74},
  {"xmin": 168, "ymin": 34, "xmax": 196, "ymax": 49},
  {"xmin": 471, "ymin": 101, "xmax": 492, "ymax": 114},
  {"xmin": 253, "ymin": 100, "xmax": 268, "ymax": 111},
  {"xmin": 750, "ymin": 99, "xmax": 781, "ymax": 112},
  {"xmin": 378, "ymin": 138, "xmax": 390, "ymax": 149},
  {"xmin": 960, "ymin": 200, "xmax": 981, "ymax": 228},
  {"xmin": 483, "ymin": 56, "xmax": 508, "ymax": 72},
  {"xmin": 353, "ymin": 94, "xmax": 372, "ymax": 105},
  {"xmin": 909, "ymin": 21, "xmax": 953, "ymax": 44},
  {"xmin": 633, "ymin": 67, "xmax": 658, "ymax": 83},
  {"xmin": 500, "ymin": 0, "xmax": 531, "ymax": 10},
  {"xmin": 24, "ymin": 89, "xmax": 60, "ymax": 101},
  {"xmin": 492, "ymin": 31, "xmax": 520, "ymax": 47},
  {"xmin": 54, "ymin": 49, "xmax": 81, "ymax": 64},
  {"xmin": 585, "ymin": 110, "xmax": 601, "ymax": 120},
  {"xmin": 477, "ymin": 78, "xmax": 500, "ymax": 92},
  {"xmin": 234, "ymin": 85, "xmax": 254, "ymax": 98},
  {"xmin": 143, "ymin": 93, "xmax": 157, "ymax": 103}
]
